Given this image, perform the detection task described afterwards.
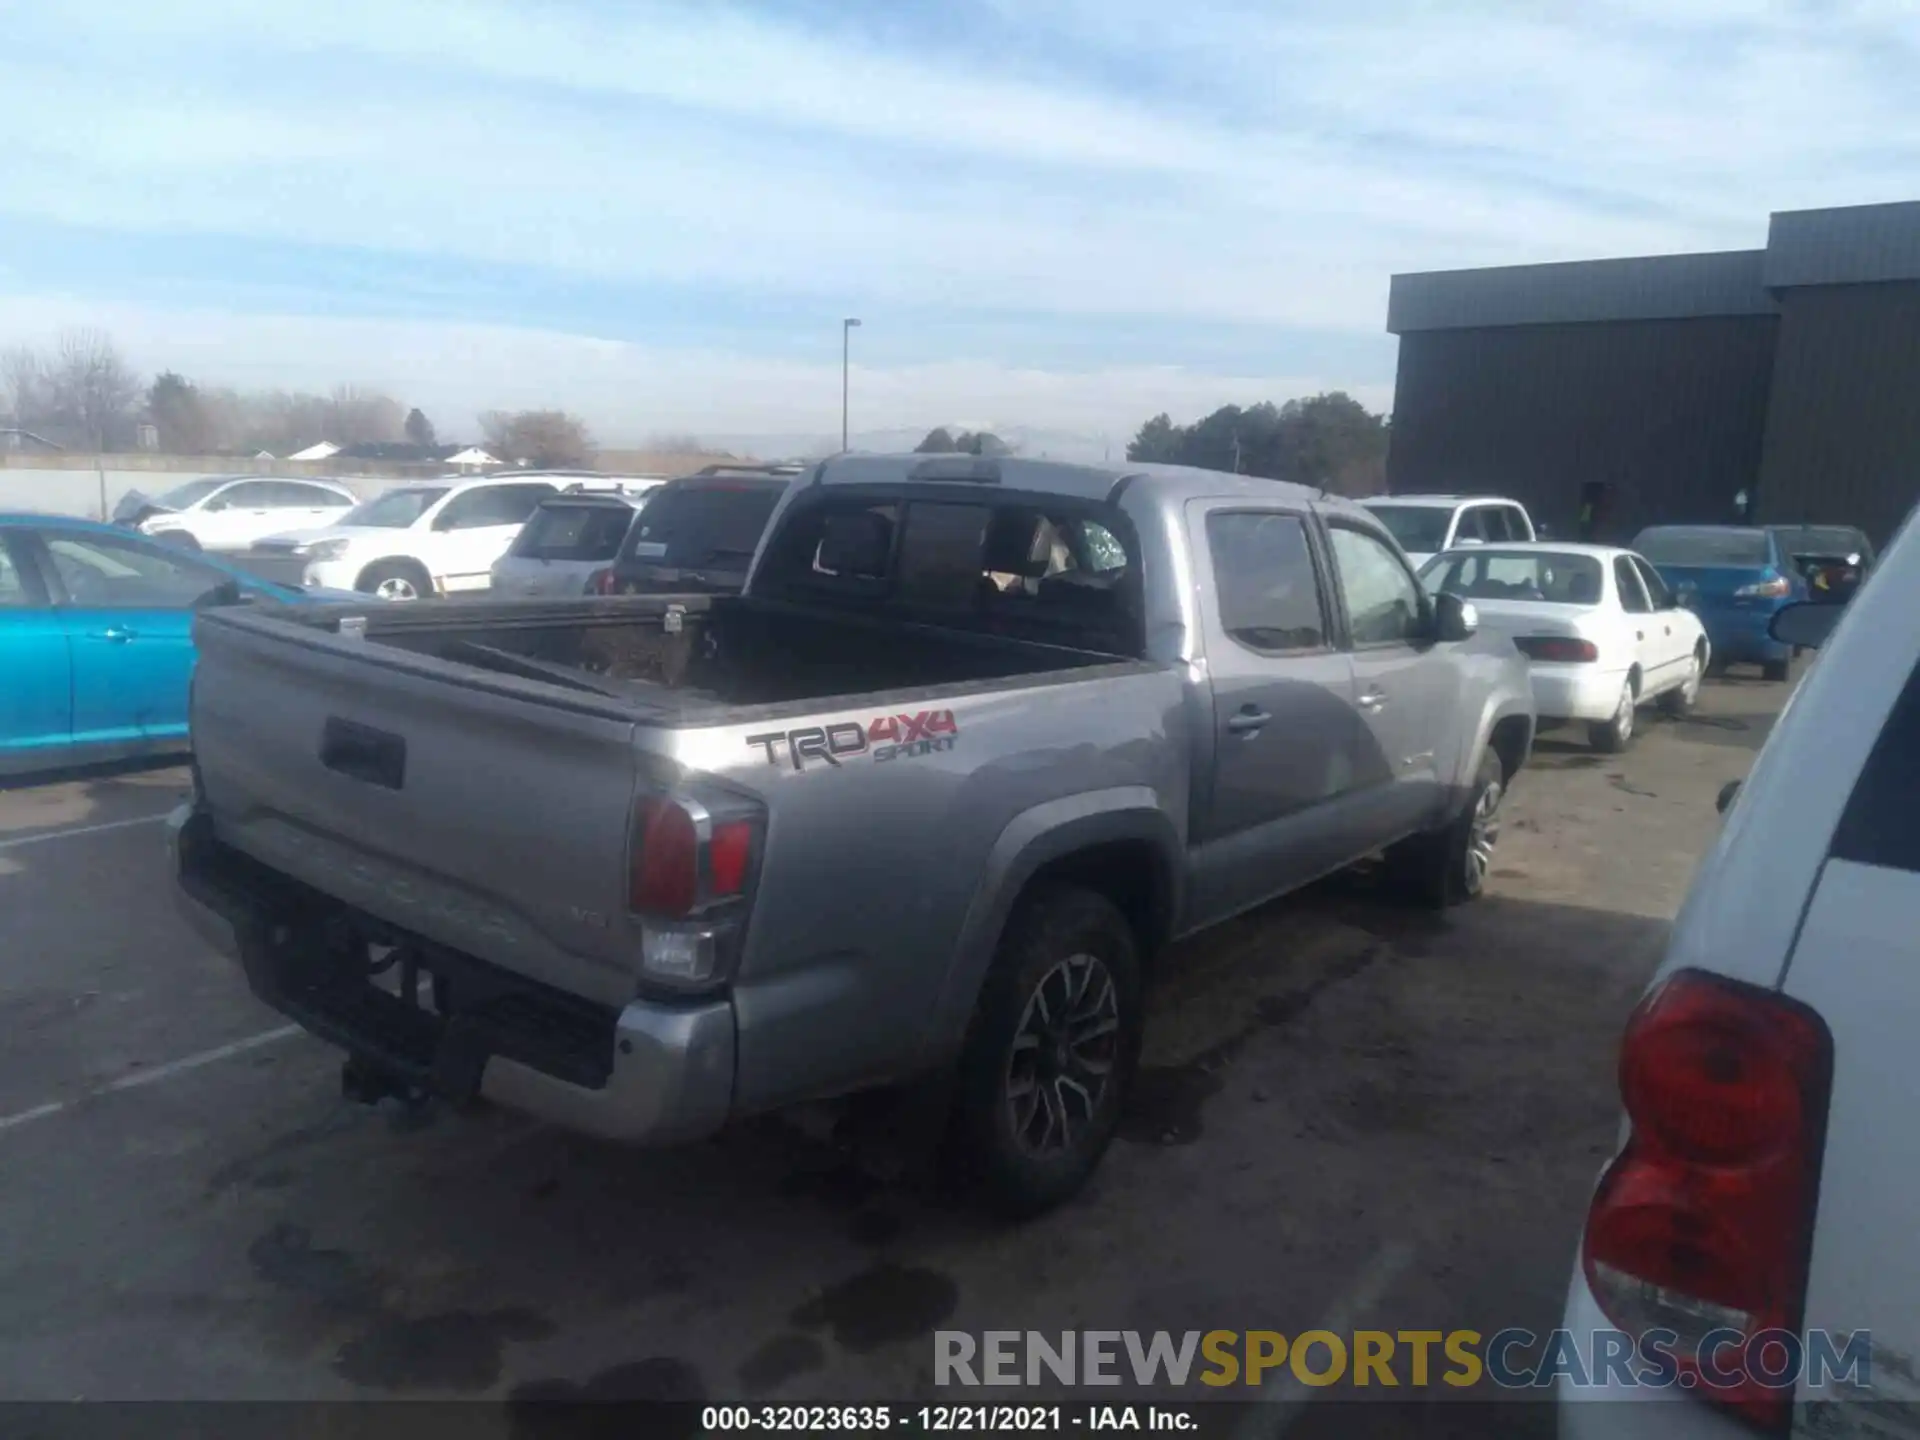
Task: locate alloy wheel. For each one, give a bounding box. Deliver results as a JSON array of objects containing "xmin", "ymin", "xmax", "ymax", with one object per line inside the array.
[
  {"xmin": 1464, "ymin": 778, "xmax": 1504, "ymax": 895},
  {"xmin": 1005, "ymin": 953, "xmax": 1120, "ymax": 1158}
]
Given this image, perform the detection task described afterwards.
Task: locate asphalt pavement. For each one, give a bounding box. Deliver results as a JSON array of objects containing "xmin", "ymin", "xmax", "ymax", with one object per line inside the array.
[{"xmin": 0, "ymin": 673, "xmax": 1790, "ymax": 1428}]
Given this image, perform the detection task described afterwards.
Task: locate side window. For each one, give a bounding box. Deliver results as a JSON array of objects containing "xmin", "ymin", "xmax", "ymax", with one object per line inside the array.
[
  {"xmin": 1452, "ymin": 508, "xmax": 1488, "ymax": 544},
  {"xmin": 1328, "ymin": 525, "xmax": 1424, "ymax": 646},
  {"xmin": 0, "ymin": 537, "xmax": 38, "ymax": 607},
  {"xmin": 43, "ymin": 533, "xmax": 222, "ymax": 608},
  {"xmin": 1206, "ymin": 511, "xmax": 1328, "ymax": 653},
  {"xmin": 438, "ymin": 486, "xmax": 547, "ymax": 529},
  {"xmin": 1614, "ymin": 557, "xmax": 1652, "ymax": 614},
  {"xmin": 1832, "ymin": 661, "xmax": 1920, "ymax": 874},
  {"xmin": 1078, "ymin": 520, "xmax": 1127, "ymax": 574},
  {"xmin": 212, "ymin": 481, "xmax": 275, "ymax": 510},
  {"xmin": 1631, "ymin": 556, "xmax": 1672, "ymax": 609},
  {"xmin": 275, "ymin": 482, "xmax": 346, "ymax": 507}
]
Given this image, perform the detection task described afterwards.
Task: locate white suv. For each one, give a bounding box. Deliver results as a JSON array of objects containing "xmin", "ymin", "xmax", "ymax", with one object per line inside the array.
[
  {"xmin": 1560, "ymin": 511, "xmax": 1914, "ymax": 1434},
  {"xmin": 249, "ymin": 476, "xmax": 559, "ymax": 599},
  {"xmin": 1360, "ymin": 494, "xmax": 1535, "ymax": 567},
  {"xmin": 119, "ymin": 475, "xmax": 357, "ymax": 552}
]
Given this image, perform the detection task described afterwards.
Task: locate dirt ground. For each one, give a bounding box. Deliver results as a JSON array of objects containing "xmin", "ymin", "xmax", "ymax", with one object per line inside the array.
[{"xmin": 0, "ymin": 671, "xmax": 1789, "ymax": 1432}]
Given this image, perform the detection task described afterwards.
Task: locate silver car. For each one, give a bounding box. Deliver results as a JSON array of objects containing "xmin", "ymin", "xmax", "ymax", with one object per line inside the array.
[{"xmin": 489, "ymin": 483, "xmax": 658, "ymax": 597}]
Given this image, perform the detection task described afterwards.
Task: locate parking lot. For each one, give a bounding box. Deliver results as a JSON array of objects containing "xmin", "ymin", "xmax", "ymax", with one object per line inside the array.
[{"xmin": 0, "ymin": 673, "xmax": 1787, "ymax": 1426}]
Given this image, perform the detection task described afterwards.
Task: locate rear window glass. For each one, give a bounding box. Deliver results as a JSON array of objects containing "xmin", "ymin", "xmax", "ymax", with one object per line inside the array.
[
  {"xmin": 1632, "ymin": 528, "xmax": 1769, "ymax": 567},
  {"xmin": 1771, "ymin": 526, "xmax": 1871, "ymax": 562},
  {"xmin": 1833, "ymin": 663, "xmax": 1920, "ymax": 874},
  {"xmin": 758, "ymin": 494, "xmax": 1142, "ymax": 653},
  {"xmin": 624, "ymin": 484, "xmax": 783, "ymax": 568},
  {"xmin": 512, "ymin": 502, "xmax": 636, "ymax": 562},
  {"xmin": 1420, "ymin": 549, "xmax": 1604, "ymax": 605}
]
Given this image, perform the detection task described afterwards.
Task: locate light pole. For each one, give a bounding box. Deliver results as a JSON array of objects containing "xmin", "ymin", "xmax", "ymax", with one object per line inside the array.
[{"xmin": 841, "ymin": 317, "xmax": 861, "ymax": 452}]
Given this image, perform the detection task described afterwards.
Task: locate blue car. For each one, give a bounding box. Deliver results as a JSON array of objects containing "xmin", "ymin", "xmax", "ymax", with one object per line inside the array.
[
  {"xmin": 0, "ymin": 512, "xmax": 348, "ymax": 777},
  {"xmin": 1629, "ymin": 524, "xmax": 1807, "ymax": 681}
]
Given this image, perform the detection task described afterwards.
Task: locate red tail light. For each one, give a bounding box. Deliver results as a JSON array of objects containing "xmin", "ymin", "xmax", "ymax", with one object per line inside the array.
[
  {"xmin": 631, "ymin": 797, "xmax": 698, "ymax": 915},
  {"xmin": 588, "ymin": 568, "xmax": 618, "ymax": 596},
  {"xmin": 629, "ymin": 796, "xmax": 759, "ymax": 919},
  {"xmin": 1515, "ymin": 636, "xmax": 1599, "ymax": 663},
  {"xmin": 1583, "ymin": 969, "xmax": 1832, "ymax": 1431}
]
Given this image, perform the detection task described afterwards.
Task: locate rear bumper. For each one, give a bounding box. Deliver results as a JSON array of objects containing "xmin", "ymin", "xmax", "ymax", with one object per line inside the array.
[
  {"xmin": 1693, "ymin": 605, "xmax": 1790, "ymax": 665},
  {"xmin": 168, "ymin": 804, "xmax": 735, "ymax": 1144},
  {"xmin": 1528, "ymin": 664, "xmax": 1632, "ymax": 723}
]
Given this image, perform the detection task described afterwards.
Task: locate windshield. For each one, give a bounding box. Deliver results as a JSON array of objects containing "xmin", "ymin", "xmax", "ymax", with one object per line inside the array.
[
  {"xmin": 1632, "ymin": 527, "xmax": 1769, "ymax": 567},
  {"xmin": 511, "ymin": 500, "xmax": 637, "ymax": 562},
  {"xmin": 153, "ymin": 478, "xmax": 230, "ymax": 510},
  {"xmin": 1365, "ymin": 504, "xmax": 1452, "ymax": 553},
  {"xmin": 622, "ymin": 483, "xmax": 783, "ymax": 568},
  {"xmin": 1770, "ymin": 525, "xmax": 1869, "ymax": 561},
  {"xmin": 1420, "ymin": 549, "xmax": 1604, "ymax": 605},
  {"xmin": 340, "ymin": 486, "xmax": 450, "ymax": 528}
]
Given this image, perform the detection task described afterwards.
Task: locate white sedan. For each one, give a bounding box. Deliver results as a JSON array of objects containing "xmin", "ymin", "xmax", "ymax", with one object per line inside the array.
[{"xmin": 1417, "ymin": 542, "xmax": 1710, "ymax": 752}]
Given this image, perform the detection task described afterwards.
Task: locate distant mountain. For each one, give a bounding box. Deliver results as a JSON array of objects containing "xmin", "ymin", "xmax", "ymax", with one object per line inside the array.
[{"xmin": 703, "ymin": 425, "xmax": 1117, "ymax": 464}]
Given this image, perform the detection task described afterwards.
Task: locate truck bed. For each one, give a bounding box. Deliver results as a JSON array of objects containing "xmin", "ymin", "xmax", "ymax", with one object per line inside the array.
[{"xmin": 290, "ymin": 593, "xmax": 1131, "ymax": 718}]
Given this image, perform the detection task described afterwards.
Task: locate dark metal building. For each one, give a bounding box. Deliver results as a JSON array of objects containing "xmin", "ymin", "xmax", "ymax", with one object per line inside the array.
[{"xmin": 1386, "ymin": 200, "xmax": 1920, "ymax": 547}]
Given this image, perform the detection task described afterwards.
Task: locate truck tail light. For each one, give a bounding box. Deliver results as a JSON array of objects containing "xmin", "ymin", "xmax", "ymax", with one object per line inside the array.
[
  {"xmin": 587, "ymin": 568, "xmax": 618, "ymax": 596},
  {"xmin": 1514, "ymin": 636, "xmax": 1599, "ymax": 663},
  {"xmin": 1582, "ymin": 970, "xmax": 1832, "ymax": 1432},
  {"xmin": 628, "ymin": 792, "xmax": 763, "ymax": 989},
  {"xmin": 1735, "ymin": 574, "xmax": 1792, "ymax": 599}
]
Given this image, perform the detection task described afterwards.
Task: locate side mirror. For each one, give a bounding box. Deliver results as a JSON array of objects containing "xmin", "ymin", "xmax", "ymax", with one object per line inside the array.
[
  {"xmin": 1716, "ymin": 780, "xmax": 1741, "ymax": 815},
  {"xmin": 1769, "ymin": 602, "xmax": 1841, "ymax": 651},
  {"xmin": 1433, "ymin": 590, "xmax": 1479, "ymax": 642}
]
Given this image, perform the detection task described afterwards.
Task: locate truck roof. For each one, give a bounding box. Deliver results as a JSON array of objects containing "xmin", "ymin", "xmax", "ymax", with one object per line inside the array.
[
  {"xmin": 812, "ymin": 453, "xmax": 1341, "ymax": 510},
  {"xmin": 1364, "ymin": 494, "xmax": 1518, "ymax": 508}
]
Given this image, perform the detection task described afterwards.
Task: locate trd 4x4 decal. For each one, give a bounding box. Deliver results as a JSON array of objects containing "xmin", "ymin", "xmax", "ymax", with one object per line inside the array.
[{"xmin": 746, "ymin": 709, "xmax": 959, "ymax": 771}]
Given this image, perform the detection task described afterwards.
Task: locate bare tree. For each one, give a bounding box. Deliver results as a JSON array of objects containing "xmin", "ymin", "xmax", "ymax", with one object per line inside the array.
[
  {"xmin": 481, "ymin": 409, "xmax": 596, "ymax": 468},
  {"xmin": 0, "ymin": 346, "xmax": 46, "ymax": 429},
  {"xmin": 327, "ymin": 385, "xmax": 406, "ymax": 447},
  {"xmin": 45, "ymin": 329, "xmax": 141, "ymax": 450}
]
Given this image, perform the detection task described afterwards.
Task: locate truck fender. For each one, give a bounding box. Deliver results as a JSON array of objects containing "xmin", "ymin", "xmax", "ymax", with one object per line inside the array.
[
  {"xmin": 925, "ymin": 787, "xmax": 1183, "ymax": 1058},
  {"xmin": 1449, "ymin": 691, "xmax": 1534, "ymax": 821}
]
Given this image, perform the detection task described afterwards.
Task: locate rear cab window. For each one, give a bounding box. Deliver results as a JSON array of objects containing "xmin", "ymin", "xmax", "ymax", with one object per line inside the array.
[{"xmin": 753, "ymin": 488, "xmax": 1144, "ymax": 655}]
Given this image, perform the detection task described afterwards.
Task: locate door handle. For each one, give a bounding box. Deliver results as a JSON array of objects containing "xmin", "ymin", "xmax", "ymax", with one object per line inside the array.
[
  {"xmin": 1358, "ymin": 690, "xmax": 1387, "ymax": 713},
  {"xmin": 1227, "ymin": 707, "xmax": 1272, "ymax": 734},
  {"xmin": 1636, "ymin": 631, "xmax": 1644, "ymax": 641},
  {"xmin": 89, "ymin": 626, "xmax": 137, "ymax": 642}
]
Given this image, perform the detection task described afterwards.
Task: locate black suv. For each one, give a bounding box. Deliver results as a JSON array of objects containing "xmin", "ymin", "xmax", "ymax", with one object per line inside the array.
[{"xmin": 589, "ymin": 465, "xmax": 802, "ymax": 596}]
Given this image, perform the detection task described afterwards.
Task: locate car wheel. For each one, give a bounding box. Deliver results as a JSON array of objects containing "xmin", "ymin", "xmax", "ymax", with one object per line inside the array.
[
  {"xmin": 356, "ymin": 560, "xmax": 434, "ymax": 602},
  {"xmin": 1589, "ymin": 677, "xmax": 1637, "ymax": 753},
  {"xmin": 1763, "ymin": 658, "xmax": 1791, "ymax": 683},
  {"xmin": 948, "ymin": 885, "xmax": 1143, "ymax": 1220},
  {"xmin": 1386, "ymin": 747, "xmax": 1504, "ymax": 909},
  {"xmin": 1659, "ymin": 648, "xmax": 1705, "ymax": 717}
]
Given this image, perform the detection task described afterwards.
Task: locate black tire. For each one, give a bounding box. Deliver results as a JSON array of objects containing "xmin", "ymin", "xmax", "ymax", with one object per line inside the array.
[
  {"xmin": 1658, "ymin": 647, "xmax": 1705, "ymax": 717},
  {"xmin": 1588, "ymin": 675, "xmax": 1638, "ymax": 753},
  {"xmin": 1763, "ymin": 658, "xmax": 1791, "ymax": 683},
  {"xmin": 355, "ymin": 559, "xmax": 434, "ymax": 602},
  {"xmin": 948, "ymin": 885, "xmax": 1144, "ymax": 1219},
  {"xmin": 1385, "ymin": 748, "xmax": 1505, "ymax": 909}
]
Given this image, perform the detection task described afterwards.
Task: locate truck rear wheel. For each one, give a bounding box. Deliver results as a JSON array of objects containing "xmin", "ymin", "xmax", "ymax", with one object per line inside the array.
[
  {"xmin": 948, "ymin": 885, "xmax": 1143, "ymax": 1219},
  {"xmin": 1386, "ymin": 748, "xmax": 1504, "ymax": 909}
]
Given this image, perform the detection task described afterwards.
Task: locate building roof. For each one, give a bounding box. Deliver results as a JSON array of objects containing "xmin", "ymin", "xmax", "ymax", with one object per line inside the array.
[
  {"xmin": 287, "ymin": 440, "xmax": 342, "ymax": 461},
  {"xmin": 1388, "ymin": 199, "xmax": 1920, "ymax": 335}
]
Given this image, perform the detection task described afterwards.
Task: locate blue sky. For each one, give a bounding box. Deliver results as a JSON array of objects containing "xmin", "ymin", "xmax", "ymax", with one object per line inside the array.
[{"xmin": 1, "ymin": 0, "xmax": 1916, "ymax": 454}]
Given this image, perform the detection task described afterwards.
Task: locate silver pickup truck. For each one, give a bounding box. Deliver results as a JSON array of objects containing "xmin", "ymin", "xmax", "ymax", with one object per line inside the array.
[{"xmin": 172, "ymin": 454, "xmax": 1533, "ymax": 1215}]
